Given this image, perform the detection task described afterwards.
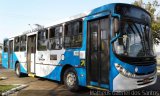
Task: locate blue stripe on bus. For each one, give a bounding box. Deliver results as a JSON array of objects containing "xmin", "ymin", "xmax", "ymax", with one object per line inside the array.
[
  {"xmin": 43, "ymin": 66, "xmax": 62, "ymax": 81},
  {"xmin": 100, "ymin": 84, "xmax": 109, "ymax": 89},
  {"xmin": 2, "ymin": 52, "xmax": 8, "ymax": 68},
  {"xmin": 20, "ymin": 63, "xmax": 27, "ymax": 74},
  {"xmin": 88, "ymin": 4, "xmax": 115, "ymax": 16},
  {"xmin": 109, "ymin": 46, "xmax": 119, "ymax": 91},
  {"xmin": 90, "ymin": 81, "xmax": 98, "ymax": 86},
  {"xmin": 75, "ymin": 67, "xmax": 86, "ymax": 87},
  {"xmin": 2, "ymin": 51, "xmax": 27, "ymax": 74}
]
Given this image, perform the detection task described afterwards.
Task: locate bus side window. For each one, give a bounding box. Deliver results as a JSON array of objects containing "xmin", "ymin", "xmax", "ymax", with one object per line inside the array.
[
  {"xmin": 3, "ymin": 40, "xmax": 8, "ymax": 52},
  {"xmin": 20, "ymin": 35, "xmax": 26, "ymax": 51},
  {"xmin": 14, "ymin": 37, "xmax": 20, "ymax": 52},
  {"xmin": 37, "ymin": 29, "xmax": 48, "ymax": 51},
  {"xmin": 49, "ymin": 26, "xmax": 63, "ymax": 50},
  {"xmin": 64, "ymin": 20, "xmax": 82, "ymax": 48}
]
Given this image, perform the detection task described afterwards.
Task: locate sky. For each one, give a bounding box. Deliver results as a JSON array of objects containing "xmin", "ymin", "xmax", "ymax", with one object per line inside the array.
[{"xmin": 0, "ymin": 0, "xmax": 160, "ymax": 44}]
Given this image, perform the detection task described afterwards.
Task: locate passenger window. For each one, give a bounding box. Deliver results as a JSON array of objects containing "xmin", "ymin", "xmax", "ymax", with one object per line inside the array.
[
  {"xmin": 90, "ymin": 21, "xmax": 98, "ymax": 51},
  {"xmin": 49, "ymin": 26, "xmax": 63, "ymax": 50},
  {"xmin": 64, "ymin": 20, "xmax": 82, "ymax": 48},
  {"xmin": 37, "ymin": 29, "xmax": 48, "ymax": 51},
  {"xmin": 14, "ymin": 37, "xmax": 20, "ymax": 52},
  {"xmin": 20, "ymin": 35, "xmax": 26, "ymax": 51},
  {"xmin": 3, "ymin": 40, "xmax": 8, "ymax": 52}
]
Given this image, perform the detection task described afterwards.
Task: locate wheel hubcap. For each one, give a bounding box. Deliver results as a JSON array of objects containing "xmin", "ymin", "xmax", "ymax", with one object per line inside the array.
[
  {"xmin": 16, "ymin": 66, "xmax": 19, "ymax": 75},
  {"xmin": 66, "ymin": 72, "xmax": 76, "ymax": 86}
]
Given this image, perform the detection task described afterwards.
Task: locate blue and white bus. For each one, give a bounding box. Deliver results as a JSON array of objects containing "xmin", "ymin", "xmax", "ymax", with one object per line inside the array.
[{"xmin": 2, "ymin": 3, "xmax": 157, "ymax": 91}]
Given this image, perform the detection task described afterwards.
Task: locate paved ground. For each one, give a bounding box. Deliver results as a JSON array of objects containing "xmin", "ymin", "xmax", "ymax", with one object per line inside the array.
[
  {"xmin": 0, "ymin": 65, "xmax": 160, "ymax": 96},
  {"xmin": 0, "ymin": 66, "xmax": 89, "ymax": 96}
]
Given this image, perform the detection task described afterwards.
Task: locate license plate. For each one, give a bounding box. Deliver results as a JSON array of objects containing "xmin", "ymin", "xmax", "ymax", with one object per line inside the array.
[{"xmin": 143, "ymin": 78, "xmax": 150, "ymax": 83}]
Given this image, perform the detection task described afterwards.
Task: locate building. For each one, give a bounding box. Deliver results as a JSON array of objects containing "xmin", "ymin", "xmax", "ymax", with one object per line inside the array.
[{"xmin": 155, "ymin": 44, "xmax": 160, "ymax": 65}]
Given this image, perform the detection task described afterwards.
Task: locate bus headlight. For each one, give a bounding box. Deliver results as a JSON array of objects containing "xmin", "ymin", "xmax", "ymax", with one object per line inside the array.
[{"xmin": 115, "ymin": 63, "xmax": 136, "ymax": 78}]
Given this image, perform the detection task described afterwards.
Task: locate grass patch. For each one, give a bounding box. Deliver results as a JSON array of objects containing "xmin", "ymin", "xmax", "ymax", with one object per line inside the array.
[{"xmin": 0, "ymin": 85, "xmax": 18, "ymax": 93}]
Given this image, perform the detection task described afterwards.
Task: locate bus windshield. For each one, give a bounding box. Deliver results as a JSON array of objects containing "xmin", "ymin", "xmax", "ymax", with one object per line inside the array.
[{"xmin": 114, "ymin": 20, "xmax": 155, "ymax": 57}]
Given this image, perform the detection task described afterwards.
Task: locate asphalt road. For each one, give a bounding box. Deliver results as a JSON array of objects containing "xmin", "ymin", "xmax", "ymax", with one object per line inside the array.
[{"xmin": 0, "ymin": 65, "xmax": 160, "ymax": 96}]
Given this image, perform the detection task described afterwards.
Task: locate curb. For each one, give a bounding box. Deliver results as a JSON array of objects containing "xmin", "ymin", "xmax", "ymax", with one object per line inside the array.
[
  {"xmin": 1, "ymin": 84, "xmax": 29, "ymax": 96},
  {"xmin": 0, "ymin": 77, "xmax": 8, "ymax": 80}
]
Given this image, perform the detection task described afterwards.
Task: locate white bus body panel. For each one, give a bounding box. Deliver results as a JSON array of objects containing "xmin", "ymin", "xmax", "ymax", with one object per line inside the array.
[
  {"xmin": 30, "ymin": 53, "xmax": 35, "ymax": 73},
  {"xmin": 35, "ymin": 49, "xmax": 65, "ymax": 77},
  {"xmin": 15, "ymin": 52, "xmax": 27, "ymax": 70}
]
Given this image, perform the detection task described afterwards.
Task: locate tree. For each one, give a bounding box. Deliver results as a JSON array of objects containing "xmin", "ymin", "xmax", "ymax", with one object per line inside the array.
[
  {"xmin": 133, "ymin": 0, "xmax": 160, "ymax": 45},
  {"xmin": 152, "ymin": 22, "xmax": 160, "ymax": 44},
  {"xmin": 133, "ymin": 0, "xmax": 143, "ymax": 7}
]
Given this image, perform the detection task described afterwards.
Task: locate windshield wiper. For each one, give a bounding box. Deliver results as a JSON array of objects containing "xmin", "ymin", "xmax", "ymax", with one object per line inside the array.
[
  {"xmin": 132, "ymin": 23, "xmax": 148, "ymax": 56},
  {"xmin": 144, "ymin": 26, "xmax": 151, "ymax": 48}
]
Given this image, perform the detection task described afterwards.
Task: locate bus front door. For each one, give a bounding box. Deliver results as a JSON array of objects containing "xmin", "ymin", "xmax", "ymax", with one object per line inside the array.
[
  {"xmin": 8, "ymin": 40, "xmax": 13, "ymax": 69},
  {"xmin": 87, "ymin": 17, "xmax": 110, "ymax": 89},
  {"xmin": 27, "ymin": 35, "xmax": 36, "ymax": 74}
]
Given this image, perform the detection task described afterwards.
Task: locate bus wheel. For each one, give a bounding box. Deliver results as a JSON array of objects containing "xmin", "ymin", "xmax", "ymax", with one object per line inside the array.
[
  {"xmin": 64, "ymin": 68, "xmax": 79, "ymax": 92},
  {"xmin": 15, "ymin": 63, "xmax": 22, "ymax": 77}
]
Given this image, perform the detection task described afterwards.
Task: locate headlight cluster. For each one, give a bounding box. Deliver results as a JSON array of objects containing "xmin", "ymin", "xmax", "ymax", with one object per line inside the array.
[{"xmin": 115, "ymin": 63, "xmax": 136, "ymax": 78}]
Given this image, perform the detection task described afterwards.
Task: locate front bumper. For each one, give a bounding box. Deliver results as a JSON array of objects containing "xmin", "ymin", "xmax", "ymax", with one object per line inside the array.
[{"xmin": 113, "ymin": 72, "xmax": 157, "ymax": 91}]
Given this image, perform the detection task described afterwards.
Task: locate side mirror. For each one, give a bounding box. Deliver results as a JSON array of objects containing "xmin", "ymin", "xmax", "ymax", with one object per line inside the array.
[{"xmin": 114, "ymin": 18, "xmax": 119, "ymax": 33}]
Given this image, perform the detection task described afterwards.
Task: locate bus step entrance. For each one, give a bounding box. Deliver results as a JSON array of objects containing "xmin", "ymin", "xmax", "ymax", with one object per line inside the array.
[
  {"xmin": 28, "ymin": 73, "xmax": 35, "ymax": 77},
  {"xmin": 87, "ymin": 85, "xmax": 109, "ymax": 91}
]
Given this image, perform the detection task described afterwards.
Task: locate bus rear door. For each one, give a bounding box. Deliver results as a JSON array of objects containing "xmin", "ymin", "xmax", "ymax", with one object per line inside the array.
[
  {"xmin": 8, "ymin": 40, "xmax": 14, "ymax": 69},
  {"xmin": 27, "ymin": 35, "xmax": 36, "ymax": 74}
]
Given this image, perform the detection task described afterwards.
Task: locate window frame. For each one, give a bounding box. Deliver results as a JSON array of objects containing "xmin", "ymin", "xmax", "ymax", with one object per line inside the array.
[
  {"xmin": 49, "ymin": 25, "xmax": 63, "ymax": 50},
  {"xmin": 14, "ymin": 36, "xmax": 20, "ymax": 52},
  {"xmin": 20, "ymin": 35, "xmax": 27, "ymax": 52},
  {"xmin": 64, "ymin": 19, "xmax": 83, "ymax": 48},
  {"xmin": 3, "ymin": 40, "xmax": 8, "ymax": 52},
  {"xmin": 37, "ymin": 29, "xmax": 48, "ymax": 51}
]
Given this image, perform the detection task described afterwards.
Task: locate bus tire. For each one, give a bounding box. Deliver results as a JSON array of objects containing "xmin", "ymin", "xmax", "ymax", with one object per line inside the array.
[
  {"xmin": 15, "ymin": 63, "xmax": 22, "ymax": 77},
  {"xmin": 64, "ymin": 67, "xmax": 79, "ymax": 92}
]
